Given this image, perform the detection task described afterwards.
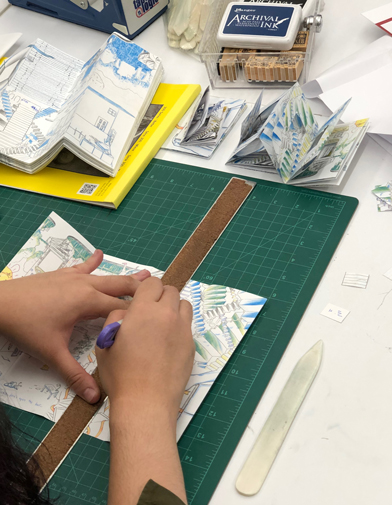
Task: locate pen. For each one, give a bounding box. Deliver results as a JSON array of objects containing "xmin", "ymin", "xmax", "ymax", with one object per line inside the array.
[{"xmin": 96, "ymin": 319, "xmax": 123, "ymax": 349}]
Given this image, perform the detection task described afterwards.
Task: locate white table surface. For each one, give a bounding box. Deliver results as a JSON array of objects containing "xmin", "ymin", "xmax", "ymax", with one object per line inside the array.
[{"xmin": 1, "ymin": 1, "xmax": 392, "ymax": 504}]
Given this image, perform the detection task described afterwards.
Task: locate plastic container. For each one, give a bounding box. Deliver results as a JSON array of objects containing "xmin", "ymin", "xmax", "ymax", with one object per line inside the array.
[{"xmin": 198, "ymin": 0, "xmax": 323, "ymax": 89}]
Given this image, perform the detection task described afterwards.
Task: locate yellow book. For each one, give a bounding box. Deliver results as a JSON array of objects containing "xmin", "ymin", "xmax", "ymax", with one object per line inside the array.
[{"xmin": 0, "ymin": 83, "xmax": 200, "ymax": 209}]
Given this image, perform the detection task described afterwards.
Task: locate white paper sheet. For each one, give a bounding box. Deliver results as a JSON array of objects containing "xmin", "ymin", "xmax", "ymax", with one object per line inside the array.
[
  {"xmin": 319, "ymin": 62, "xmax": 392, "ymax": 136},
  {"xmin": 369, "ymin": 133, "xmax": 392, "ymax": 157},
  {"xmin": 303, "ymin": 36, "xmax": 392, "ymax": 99},
  {"xmin": 302, "ymin": 36, "xmax": 392, "ymax": 139},
  {"xmin": 363, "ymin": 2, "xmax": 392, "ymax": 35}
]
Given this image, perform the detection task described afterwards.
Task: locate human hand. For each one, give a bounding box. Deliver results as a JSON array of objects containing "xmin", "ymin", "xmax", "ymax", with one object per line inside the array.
[
  {"xmin": 0, "ymin": 250, "xmax": 150, "ymax": 404},
  {"xmin": 96, "ymin": 276, "xmax": 194, "ymax": 426}
]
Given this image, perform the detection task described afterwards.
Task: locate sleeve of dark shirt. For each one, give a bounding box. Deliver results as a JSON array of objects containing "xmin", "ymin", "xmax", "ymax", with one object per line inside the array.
[{"xmin": 137, "ymin": 480, "xmax": 187, "ymax": 505}]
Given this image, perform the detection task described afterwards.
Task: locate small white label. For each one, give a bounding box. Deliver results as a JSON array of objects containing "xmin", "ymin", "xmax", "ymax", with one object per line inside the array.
[
  {"xmin": 77, "ymin": 183, "xmax": 99, "ymax": 196},
  {"xmin": 321, "ymin": 303, "xmax": 350, "ymax": 323},
  {"xmin": 342, "ymin": 272, "xmax": 369, "ymax": 289}
]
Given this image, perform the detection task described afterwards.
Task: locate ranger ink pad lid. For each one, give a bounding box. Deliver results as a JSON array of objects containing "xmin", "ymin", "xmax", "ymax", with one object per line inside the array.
[{"xmin": 217, "ymin": 2, "xmax": 303, "ymax": 50}]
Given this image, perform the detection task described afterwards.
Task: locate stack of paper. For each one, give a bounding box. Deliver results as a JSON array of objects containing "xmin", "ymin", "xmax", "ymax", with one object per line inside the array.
[
  {"xmin": 162, "ymin": 87, "xmax": 246, "ymax": 158},
  {"xmin": 0, "ymin": 33, "xmax": 163, "ymax": 176},
  {"xmin": 227, "ymin": 84, "xmax": 369, "ymax": 187}
]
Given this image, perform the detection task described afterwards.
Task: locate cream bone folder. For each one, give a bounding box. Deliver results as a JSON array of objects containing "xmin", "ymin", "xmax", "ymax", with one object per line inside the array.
[{"xmin": 236, "ymin": 340, "xmax": 323, "ymax": 496}]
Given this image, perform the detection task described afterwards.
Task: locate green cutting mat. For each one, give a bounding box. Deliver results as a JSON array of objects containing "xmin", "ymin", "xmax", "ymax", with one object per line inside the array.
[{"xmin": 0, "ymin": 159, "xmax": 357, "ymax": 505}]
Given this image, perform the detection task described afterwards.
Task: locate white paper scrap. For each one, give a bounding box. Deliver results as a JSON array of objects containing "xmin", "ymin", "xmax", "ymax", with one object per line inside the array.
[
  {"xmin": 384, "ymin": 267, "xmax": 392, "ymax": 281},
  {"xmin": 321, "ymin": 303, "xmax": 350, "ymax": 323},
  {"xmin": 342, "ymin": 272, "xmax": 369, "ymax": 289},
  {"xmin": 372, "ymin": 182, "xmax": 392, "ymax": 212},
  {"xmin": 0, "ymin": 33, "xmax": 22, "ymax": 59},
  {"xmin": 0, "ymin": 0, "xmax": 9, "ymax": 16}
]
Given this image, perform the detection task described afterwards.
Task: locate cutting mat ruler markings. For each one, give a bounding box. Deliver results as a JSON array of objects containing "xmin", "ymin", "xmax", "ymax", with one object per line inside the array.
[
  {"xmin": 1, "ymin": 160, "xmax": 357, "ymax": 505},
  {"xmin": 179, "ymin": 188, "xmax": 348, "ymax": 502},
  {"xmin": 26, "ymin": 177, "xmax": 255, "ymax": 491}
]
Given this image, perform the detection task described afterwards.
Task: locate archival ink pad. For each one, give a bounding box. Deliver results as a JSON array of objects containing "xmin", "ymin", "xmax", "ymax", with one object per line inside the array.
[{"xmin": 217, "ymin": 2, "xmax": 302, "ymax": 50}]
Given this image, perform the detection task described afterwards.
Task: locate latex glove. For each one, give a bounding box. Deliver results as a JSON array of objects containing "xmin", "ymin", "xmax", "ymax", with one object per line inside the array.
[
  {"xmin": 0, "ymin": 250, "xmax": 150, "ymax": 403},
  {"xmin": 96, "ymin": 276, "xmax": 194, "ymax": 424}
]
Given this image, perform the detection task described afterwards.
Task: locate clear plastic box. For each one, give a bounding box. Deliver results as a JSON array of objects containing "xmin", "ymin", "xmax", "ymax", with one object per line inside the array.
[{"xmin": 198, "ymin": 0, "xmax": 323, "ymax": 89}]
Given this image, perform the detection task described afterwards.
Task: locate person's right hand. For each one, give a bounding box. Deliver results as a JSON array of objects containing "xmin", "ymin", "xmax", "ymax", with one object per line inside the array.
[
  {"xmin": 98, "ymin": 277, "xmax": 194, "ymax": 505},
  {"xmin": 96, "ymin": 276, "xmax": 194, "ymax": 422}
]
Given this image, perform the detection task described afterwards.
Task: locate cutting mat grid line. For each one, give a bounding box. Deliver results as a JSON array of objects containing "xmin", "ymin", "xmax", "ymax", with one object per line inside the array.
[
  {"xmin": 0, "ymin": 159, "xmax": 357, "ymax": 505},
  {"xmin": 224, "ymin": 202, "xmax": 308, "ymax": 289},
  {"xmin": 179, "ymin": 198, "xmax": 342, "ymax": 501}
]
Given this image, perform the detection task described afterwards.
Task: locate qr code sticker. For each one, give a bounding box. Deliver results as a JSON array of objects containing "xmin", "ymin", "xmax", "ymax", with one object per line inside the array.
[{"xmin": 77, "ymin": 183, "xmax": 99, "ymax": 196}]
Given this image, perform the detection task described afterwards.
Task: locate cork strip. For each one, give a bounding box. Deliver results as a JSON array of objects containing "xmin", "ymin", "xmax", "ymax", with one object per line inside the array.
[
  {"xmin": 27, "ymin": 368, "xmax": 106, "ymax": 490},
  {"xmin": 28, "ymin": 177, "xmax": 255, "ymax": 490},
  {"xmin": 162, "ymin": 178, "xmax": 255, "ymax": 291}
]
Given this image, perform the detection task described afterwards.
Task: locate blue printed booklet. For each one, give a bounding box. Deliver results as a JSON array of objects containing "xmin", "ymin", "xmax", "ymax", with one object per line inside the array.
[
  {"xmin": 0, "ymin": 33, "xmax": 163, "ymax": 176},
  {"xmin": 227, "ymin": 84, "xmax": 369, "ymax": 187}
]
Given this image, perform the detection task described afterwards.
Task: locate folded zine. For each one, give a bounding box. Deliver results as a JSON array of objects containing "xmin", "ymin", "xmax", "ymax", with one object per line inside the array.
[
  {"xmin": 162, "ymin": 87, "xmax": 246, "ymax": 158},
  {"xmin": 227, "ymin": 83, "xmax": 369, "ymax": 187},
  {"xmin": 0, "ymin": 33, "xmax": 163, "ymax": 176}
]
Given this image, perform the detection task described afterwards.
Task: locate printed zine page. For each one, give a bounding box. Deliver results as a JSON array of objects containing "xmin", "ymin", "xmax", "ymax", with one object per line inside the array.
[
  {"xmin": 0, "ymin": 212, "xmax": 266, "ymax": 442},
  {"xmin": 0, "ymin": 33, "xmax": 163, "ymax": 176},
  {"xmin": 227, "ymin": 83, "xmax": 369, "ymax": 187},
  {"xmin": 289, "ymin": 120, "xmax": 369, "ymax": 186},
  {"xmin": 162, "ymin": 87, "xmax": 246, "ymax": 158},
  {"xmin": 227, "ymin": 92, "xmax": 279, "ymax": 171}
]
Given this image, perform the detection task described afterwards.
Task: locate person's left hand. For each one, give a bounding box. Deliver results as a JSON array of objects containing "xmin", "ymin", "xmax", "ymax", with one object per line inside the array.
[{"xmin": 0, "ymin": 250, "xmax": 150, "ymax": 403}]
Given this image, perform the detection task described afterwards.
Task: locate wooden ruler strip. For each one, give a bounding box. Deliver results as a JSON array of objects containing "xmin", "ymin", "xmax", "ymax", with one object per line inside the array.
[
  {"xmin": 28, "ymin": 177, "xmax": 255, "ymax": 491},
  {"xmin": 162, "ymin": 178, "xmax": 255, "ymax": 290},
  {"xmin": 27, "ymin": 368, "xmax": 106, "ymax": 490}
]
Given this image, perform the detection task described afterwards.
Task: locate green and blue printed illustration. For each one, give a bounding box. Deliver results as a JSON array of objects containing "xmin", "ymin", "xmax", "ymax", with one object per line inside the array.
[
  {"xmin": 372, "ymin": 181, "xmax": 392, "ymax": 212},
  {"xmin": 228, "ymin": 83, "xmax": 369, "ymax": 186},
  {"xmin": 0, "ymin": 212, "xmax": 266, "ymax": 442}
]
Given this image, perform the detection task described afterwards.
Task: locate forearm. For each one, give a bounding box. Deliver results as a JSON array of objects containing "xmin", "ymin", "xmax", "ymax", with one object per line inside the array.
[{"xmin": 108, "ymin": 397, "xmax": 187, "ymax": 505}]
